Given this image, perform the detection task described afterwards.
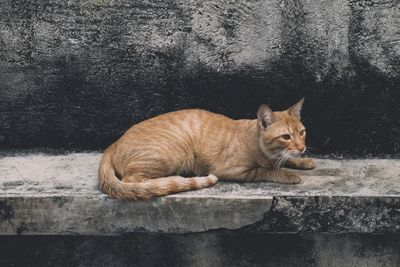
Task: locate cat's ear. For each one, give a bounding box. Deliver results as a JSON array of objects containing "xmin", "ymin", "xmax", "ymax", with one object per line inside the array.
[
  {"xmin": 287, "ymin": 98, "xmax": 304, "ymax": 118},
  {"xmin": 257, "ymin": 104, "xmax": 274, "ymax": 130}
]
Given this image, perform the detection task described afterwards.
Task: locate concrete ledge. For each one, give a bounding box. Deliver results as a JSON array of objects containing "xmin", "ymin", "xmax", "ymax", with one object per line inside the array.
[{"xmin": 1, "ymin": 153, "xmax": 400, "ymax": 235}]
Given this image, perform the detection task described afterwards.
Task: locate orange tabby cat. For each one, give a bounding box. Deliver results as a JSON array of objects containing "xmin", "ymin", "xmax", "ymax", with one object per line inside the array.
[{"xmin": 99, "ymin": 98, "xmax": 316, "ymax": 200}]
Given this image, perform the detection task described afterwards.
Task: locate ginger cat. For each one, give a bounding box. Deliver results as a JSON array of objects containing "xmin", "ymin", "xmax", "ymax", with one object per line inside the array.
[{"xmin": 98, "ymin": 98, "xmax": 316, "ymax": 200}]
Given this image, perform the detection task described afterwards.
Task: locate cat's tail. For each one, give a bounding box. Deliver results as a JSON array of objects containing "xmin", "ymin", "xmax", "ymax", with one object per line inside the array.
[{"xmin": 98, "ymin": 146, "xmax": 218, "ymax": 200}]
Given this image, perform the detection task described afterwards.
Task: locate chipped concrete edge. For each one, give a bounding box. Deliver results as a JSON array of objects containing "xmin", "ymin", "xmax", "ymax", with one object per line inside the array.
[
  {"xmin": 242, "ymin": 195, "xmax": 400, "ymax": 234},
  {"xmin": 2, "ymin": 194, "xmax": 400, "ymax": 235},
  {"xmin": 0, "ymin": 195, "xmax": 273, "ymax": 235}
]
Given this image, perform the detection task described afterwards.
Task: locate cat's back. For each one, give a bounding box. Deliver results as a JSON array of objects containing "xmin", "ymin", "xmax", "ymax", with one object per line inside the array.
[
  {"xmin": 113, "ymin": 109, "xmax": 238, "ymax": 172},
  {"xmin": 151, "ymin": 108, "xmax": 229, "ymax": 122},
  {"xmin": 121, "ymin": 109, "xmax": 234, "ymax": 141}
]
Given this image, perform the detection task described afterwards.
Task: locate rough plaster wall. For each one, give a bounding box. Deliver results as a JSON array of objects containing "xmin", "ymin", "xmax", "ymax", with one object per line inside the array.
[
  {"xmin": 1, "ymin": 0, "xmax": 400, "ymax": 154},
  {"xmin": 1, "ymin": 234, "xmax": 400, "ymax": 266}
]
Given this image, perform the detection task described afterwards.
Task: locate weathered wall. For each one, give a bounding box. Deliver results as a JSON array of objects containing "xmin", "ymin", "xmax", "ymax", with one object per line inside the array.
[
  {"xmin": 1, "ymin": 0, "xmax": 400, "ymax": 154},
  {"xmin": 1, "ymin": 233, "xmax": 400, "ymax": 266}
]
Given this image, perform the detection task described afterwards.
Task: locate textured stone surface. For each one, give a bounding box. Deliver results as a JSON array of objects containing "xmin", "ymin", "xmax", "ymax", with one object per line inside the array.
[
  {"xmin": 1, "ymin": 152, "xmax": 400, "ymax": 234},
  {"xmin": 1, "ymin": 233, "xmax": 400, "ymax": 267},
  {"xmin": 245, "ymin": 196, "xmax": 400, "ymax": 233},
  {"xmin": 1, "ymin": 0, "xmax": 400, "ymax": 154}
]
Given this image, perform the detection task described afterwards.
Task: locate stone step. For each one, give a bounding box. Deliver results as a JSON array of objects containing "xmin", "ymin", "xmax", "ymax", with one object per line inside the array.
[{"xmin": 1, "ymin": 153, "xmax": 399, "ymax": 235}]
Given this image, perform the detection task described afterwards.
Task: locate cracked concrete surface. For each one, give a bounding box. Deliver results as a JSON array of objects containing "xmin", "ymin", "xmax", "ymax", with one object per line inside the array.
[{"xmin": 1, "ymin": 152, "xmax": 400, "ymax": 235}]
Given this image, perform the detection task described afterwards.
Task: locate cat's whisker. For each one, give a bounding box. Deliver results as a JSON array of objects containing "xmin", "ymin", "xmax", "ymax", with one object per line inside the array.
[
  {"xmin": 272, "ymin": 153, "xmax": 286, "ymax": 182},
  {"xmin": 272, "ymin": 156, "xmax": 280, "ymax": 181},
  {"xmin": 270, "ymin": 151, "xmax": 284, "ymax": 159},
  {"xmin": 280, "ymin": 154, "xmax": 291, "ymax": 174},
  {"xmin": 277, "ymin": 154, "xmax": 290, "ymax": 179},
  {"xmin": 273, "ymin": 151, "xmax": 291, "ymax": 181},
  {"xmin": 265, "ymin": 151, "xmax": 283, "ymax": 167}
]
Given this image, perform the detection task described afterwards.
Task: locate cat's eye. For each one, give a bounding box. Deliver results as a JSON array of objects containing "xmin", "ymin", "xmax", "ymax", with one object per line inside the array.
[
  {"xmin": 281, "ymin": 134, "xmax": 291, "ymax": 140},
  {"xmin": 300, "ymin": 129, "xmax": 306, "ymax": 136}
]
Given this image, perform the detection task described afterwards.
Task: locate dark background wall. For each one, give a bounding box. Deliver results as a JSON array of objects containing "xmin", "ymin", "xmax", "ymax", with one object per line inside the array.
[
  {"xmin": 1, "ymin": 233, "xmax": 400, "ymax": 266},
  {"xmin": 1, "ymin": 0, "xmax": 400, "ymax": 155}
]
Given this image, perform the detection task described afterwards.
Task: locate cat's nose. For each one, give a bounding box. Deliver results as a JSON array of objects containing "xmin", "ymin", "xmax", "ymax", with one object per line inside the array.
[{"xmin": 297, "ymin": 145, "xmax": 305, "ymax": 154}]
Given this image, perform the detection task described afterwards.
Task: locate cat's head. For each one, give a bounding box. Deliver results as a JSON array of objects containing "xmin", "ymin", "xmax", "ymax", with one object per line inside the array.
[{"xmin": 257, "ymin": 98, "xmax": 307, "ymax": 158}]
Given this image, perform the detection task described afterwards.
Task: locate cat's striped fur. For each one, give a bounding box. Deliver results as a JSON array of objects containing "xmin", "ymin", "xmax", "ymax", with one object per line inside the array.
[{"xmin": 98, "ymin": 98, "xmax": 316, "ymax": 200}]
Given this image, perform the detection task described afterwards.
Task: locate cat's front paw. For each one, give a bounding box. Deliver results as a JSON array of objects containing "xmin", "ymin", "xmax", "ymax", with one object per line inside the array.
[
  {"xmin": 300, "ymin": 158, "xmax": 317, "ymax": 170},
  {"xmin": 281, "ymin": 173, "xmax": 302, "ymax": 184}
]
